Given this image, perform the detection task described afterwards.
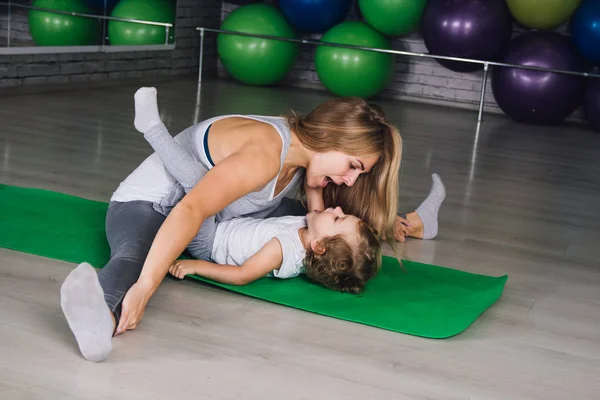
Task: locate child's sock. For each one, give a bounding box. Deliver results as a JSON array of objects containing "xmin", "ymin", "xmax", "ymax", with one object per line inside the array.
[
  {"xmin": 415, "ymin": 173, "xmax": 446, "ymax": 240},
  {"xmin": 132, "ymin": 87, "xmax": 206, "ymax": 190},
  {"xmin": 134, "ymin": 87, "xmax": 163, "ymax": 133},
  {"xmin": 60, "ymin": 262, "xmax": 114, "ymax": 362}
]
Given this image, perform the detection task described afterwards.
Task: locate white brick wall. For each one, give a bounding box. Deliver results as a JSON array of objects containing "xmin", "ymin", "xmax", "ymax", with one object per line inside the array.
[
  {"xmin": 217, "ymin": 1, "xmax": 582, "ymax": 118},
  {"xmin": 0, "ymin": 0, "xmax": 222, "ymax": 88},
  {"xmin": 378, "ymin": 34, "xmax": 498, "ymax": 110}
]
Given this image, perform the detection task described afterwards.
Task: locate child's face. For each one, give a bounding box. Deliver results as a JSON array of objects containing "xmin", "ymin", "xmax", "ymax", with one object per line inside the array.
[{"xmin": 306, "ymin": 207, "xmax": 361, "ymax": 244}]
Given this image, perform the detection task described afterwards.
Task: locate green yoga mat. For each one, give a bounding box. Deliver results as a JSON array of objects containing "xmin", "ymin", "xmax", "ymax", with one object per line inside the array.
[{"xmin": 0, "ymin": 184, "xmax": 507, "ymax": 339}]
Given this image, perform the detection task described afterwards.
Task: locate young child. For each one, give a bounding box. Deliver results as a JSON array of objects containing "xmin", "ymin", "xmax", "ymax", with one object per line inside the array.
[{"xmin": 170, "ymin": 206, "xmax": 381, "ymax": 294}]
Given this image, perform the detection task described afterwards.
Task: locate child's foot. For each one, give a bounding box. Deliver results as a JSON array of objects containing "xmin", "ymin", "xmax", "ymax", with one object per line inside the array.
[
  {"xmin": 414, "ymin": 173, "xmax": 446, "ymax": 240},
  {"xmin": 60, "ymin": 262, "xmax": 114, "ymax": 362},
  {"xmin": 134, "ymin": 87, "xmax": 163, "ymax": 133}
]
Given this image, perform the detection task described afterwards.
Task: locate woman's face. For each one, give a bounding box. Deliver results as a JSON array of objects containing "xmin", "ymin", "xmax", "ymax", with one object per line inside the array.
[{"xmin": 305, "ymin": 150, "xmax": 379, "ymax": 189}]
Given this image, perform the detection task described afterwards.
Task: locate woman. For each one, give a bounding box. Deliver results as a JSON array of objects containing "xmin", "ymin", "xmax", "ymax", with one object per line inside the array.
[{"xmin": 59, "ymin": 87, "xmax": 442, "ymax": 363}]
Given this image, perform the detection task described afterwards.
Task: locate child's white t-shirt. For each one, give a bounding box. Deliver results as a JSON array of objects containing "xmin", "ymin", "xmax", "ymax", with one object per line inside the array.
[{"xmin": 211, "ymin": 215, "xmax": 307, "ymax": 279}]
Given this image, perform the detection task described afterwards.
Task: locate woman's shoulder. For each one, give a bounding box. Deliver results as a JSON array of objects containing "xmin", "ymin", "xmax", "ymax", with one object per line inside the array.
[
  {"xmin": 213, "ymin": 114, "xmax": 289, "ymax": 136},
  {"xmin": 211, "ymin": 115, "xmax": 286, "ymax": 154}
]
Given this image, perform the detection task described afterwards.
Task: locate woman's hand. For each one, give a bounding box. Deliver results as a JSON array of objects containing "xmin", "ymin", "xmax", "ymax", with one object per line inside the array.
[
  {"xmin": 115, "ymin": 281, "xmax": 153, "ymax": 335},
  {"xmin": 393, "ymin": 215, "xmax": 411, "ymax": 242},
  {"xmin": 383, "ymin": 215, "xmax": 411, "ymax": 242}
]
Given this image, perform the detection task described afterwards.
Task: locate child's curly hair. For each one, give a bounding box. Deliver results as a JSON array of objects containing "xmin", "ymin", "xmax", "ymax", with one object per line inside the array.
[{"xmin": 304, "ymin": 220, "xmax": 381, "ymax": 294}]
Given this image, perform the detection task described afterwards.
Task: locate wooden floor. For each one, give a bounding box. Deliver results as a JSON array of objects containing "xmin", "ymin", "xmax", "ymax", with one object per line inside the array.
[{"xmin": 1, "ymin": 77, "xmax": 600, "ymax": 400}]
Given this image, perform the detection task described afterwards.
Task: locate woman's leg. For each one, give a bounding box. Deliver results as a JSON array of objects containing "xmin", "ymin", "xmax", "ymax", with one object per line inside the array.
[
  {"xmin": 400, "ymin": 212, "xmax": 424, "ymax": 239},
  {"xmin": 408, "ymin": 173, "xmax": 446, "ymax": 240},
  {"xmin": 60, "ymin": 200, "xmax": 166, "ymax": 362},
  {"xmin": 99, "ymin": 201, "xmax": 167, "ymax": 322}
]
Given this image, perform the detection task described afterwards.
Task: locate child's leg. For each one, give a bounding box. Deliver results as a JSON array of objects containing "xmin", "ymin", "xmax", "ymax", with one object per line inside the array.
[
  {"xmin": 60, "ymin": 200, "xmax": 166, "ymax": 362},
  {"xmin": 186, "ymin": 214, "xmax": 219, "ymax": 261},
  {"xmin": 133, "ymin": 87, "xmax": 206, "ymax": 190}
]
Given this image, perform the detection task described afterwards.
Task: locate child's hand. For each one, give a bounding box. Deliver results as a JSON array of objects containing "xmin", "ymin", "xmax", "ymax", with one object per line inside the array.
[
  {"xmin": 169, "ymin": 260, "xmax": 196, "ymax": 279},
  {"xmin": 305, "ymin": 182, "xmax": 325, "ymax": 212}
]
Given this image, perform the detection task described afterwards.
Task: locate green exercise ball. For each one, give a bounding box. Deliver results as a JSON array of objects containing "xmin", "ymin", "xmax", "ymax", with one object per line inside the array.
[
  {"xmin": 217, "ymin": 4, "xmax": 299, "ymax": 86},
  {"xmin": 358, "ymin": 0, "xmax": 427, "ymax": 36},
  {"xmin": 108, "ymin": 0, "xmax": 175, "ymax": 45},
  {"xmin": 315, "ymin": 21, "xmax": 394, "ymax": 98},
  {"xmin": 28, "ymin": 0, "xmax": 102, "ymax": 46},
  {"xmin": 505, "ymin": 0, "xmax": 582, "ymax": 30}
]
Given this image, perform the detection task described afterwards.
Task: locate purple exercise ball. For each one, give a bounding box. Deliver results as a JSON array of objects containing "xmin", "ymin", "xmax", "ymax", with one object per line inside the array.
[
  {"xmin": 421, "ymin": 0, "xmax": 513, "ymax": 73},
  {"xmin": 583, "ymin": 78, "xmax": 600, "ymax": 133},
  {"xmin": 492, "ymin": 31, "xmax": 586, "ymax": 125}
]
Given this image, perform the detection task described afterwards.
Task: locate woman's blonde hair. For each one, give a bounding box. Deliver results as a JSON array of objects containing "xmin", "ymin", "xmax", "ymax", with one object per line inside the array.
[
  {"xmin": 304, "ymin": 220, "xmax": 381, "ymax": 294},
  {"xmin": 285, "ymin": 97, "xmax": 402, "ymax": 242}
]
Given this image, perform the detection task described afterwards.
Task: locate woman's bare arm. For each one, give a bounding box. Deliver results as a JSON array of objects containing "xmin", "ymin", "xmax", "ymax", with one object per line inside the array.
[
  {"xmin": 115, "ymin": 136, "xmax": 282, "ymax": 334},
  {"xmin": 137, "ymin": 141, "xmax": 281, "ymax": 293}
]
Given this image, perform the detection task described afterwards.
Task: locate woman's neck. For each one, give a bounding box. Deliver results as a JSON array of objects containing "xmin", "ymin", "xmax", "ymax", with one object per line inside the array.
[{"xmin": 282, "ymin": 130, "xmax": 311, "ymax": 172}]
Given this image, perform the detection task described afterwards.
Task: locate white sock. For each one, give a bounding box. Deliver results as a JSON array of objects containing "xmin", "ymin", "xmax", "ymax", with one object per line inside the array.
[
  {"xmin": 134, "ymin": 87, "xmax": 163, "ymax": 133},
  {"xmin": 60, "ymin": 262, "xmax": 114, "ymax": 362},
  {"xmin": 415, "ymin": 173, "xmax": 446, "ymax": 240}
]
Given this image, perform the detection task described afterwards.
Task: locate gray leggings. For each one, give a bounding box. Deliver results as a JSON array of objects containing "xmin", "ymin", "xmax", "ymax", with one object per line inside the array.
[{"xmin": 97, "ymin": 197, "xmax": 306, "ymax": 325}]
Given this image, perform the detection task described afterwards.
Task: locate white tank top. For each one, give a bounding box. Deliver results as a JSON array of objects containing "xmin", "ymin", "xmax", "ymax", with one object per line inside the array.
[
  {"xmin": 211, "ymin": 215, "xmax": 307, "ymax": 279},
  {"xmin": 110, "ymin": 114, "xmax": 303, "ymax": 221}
]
